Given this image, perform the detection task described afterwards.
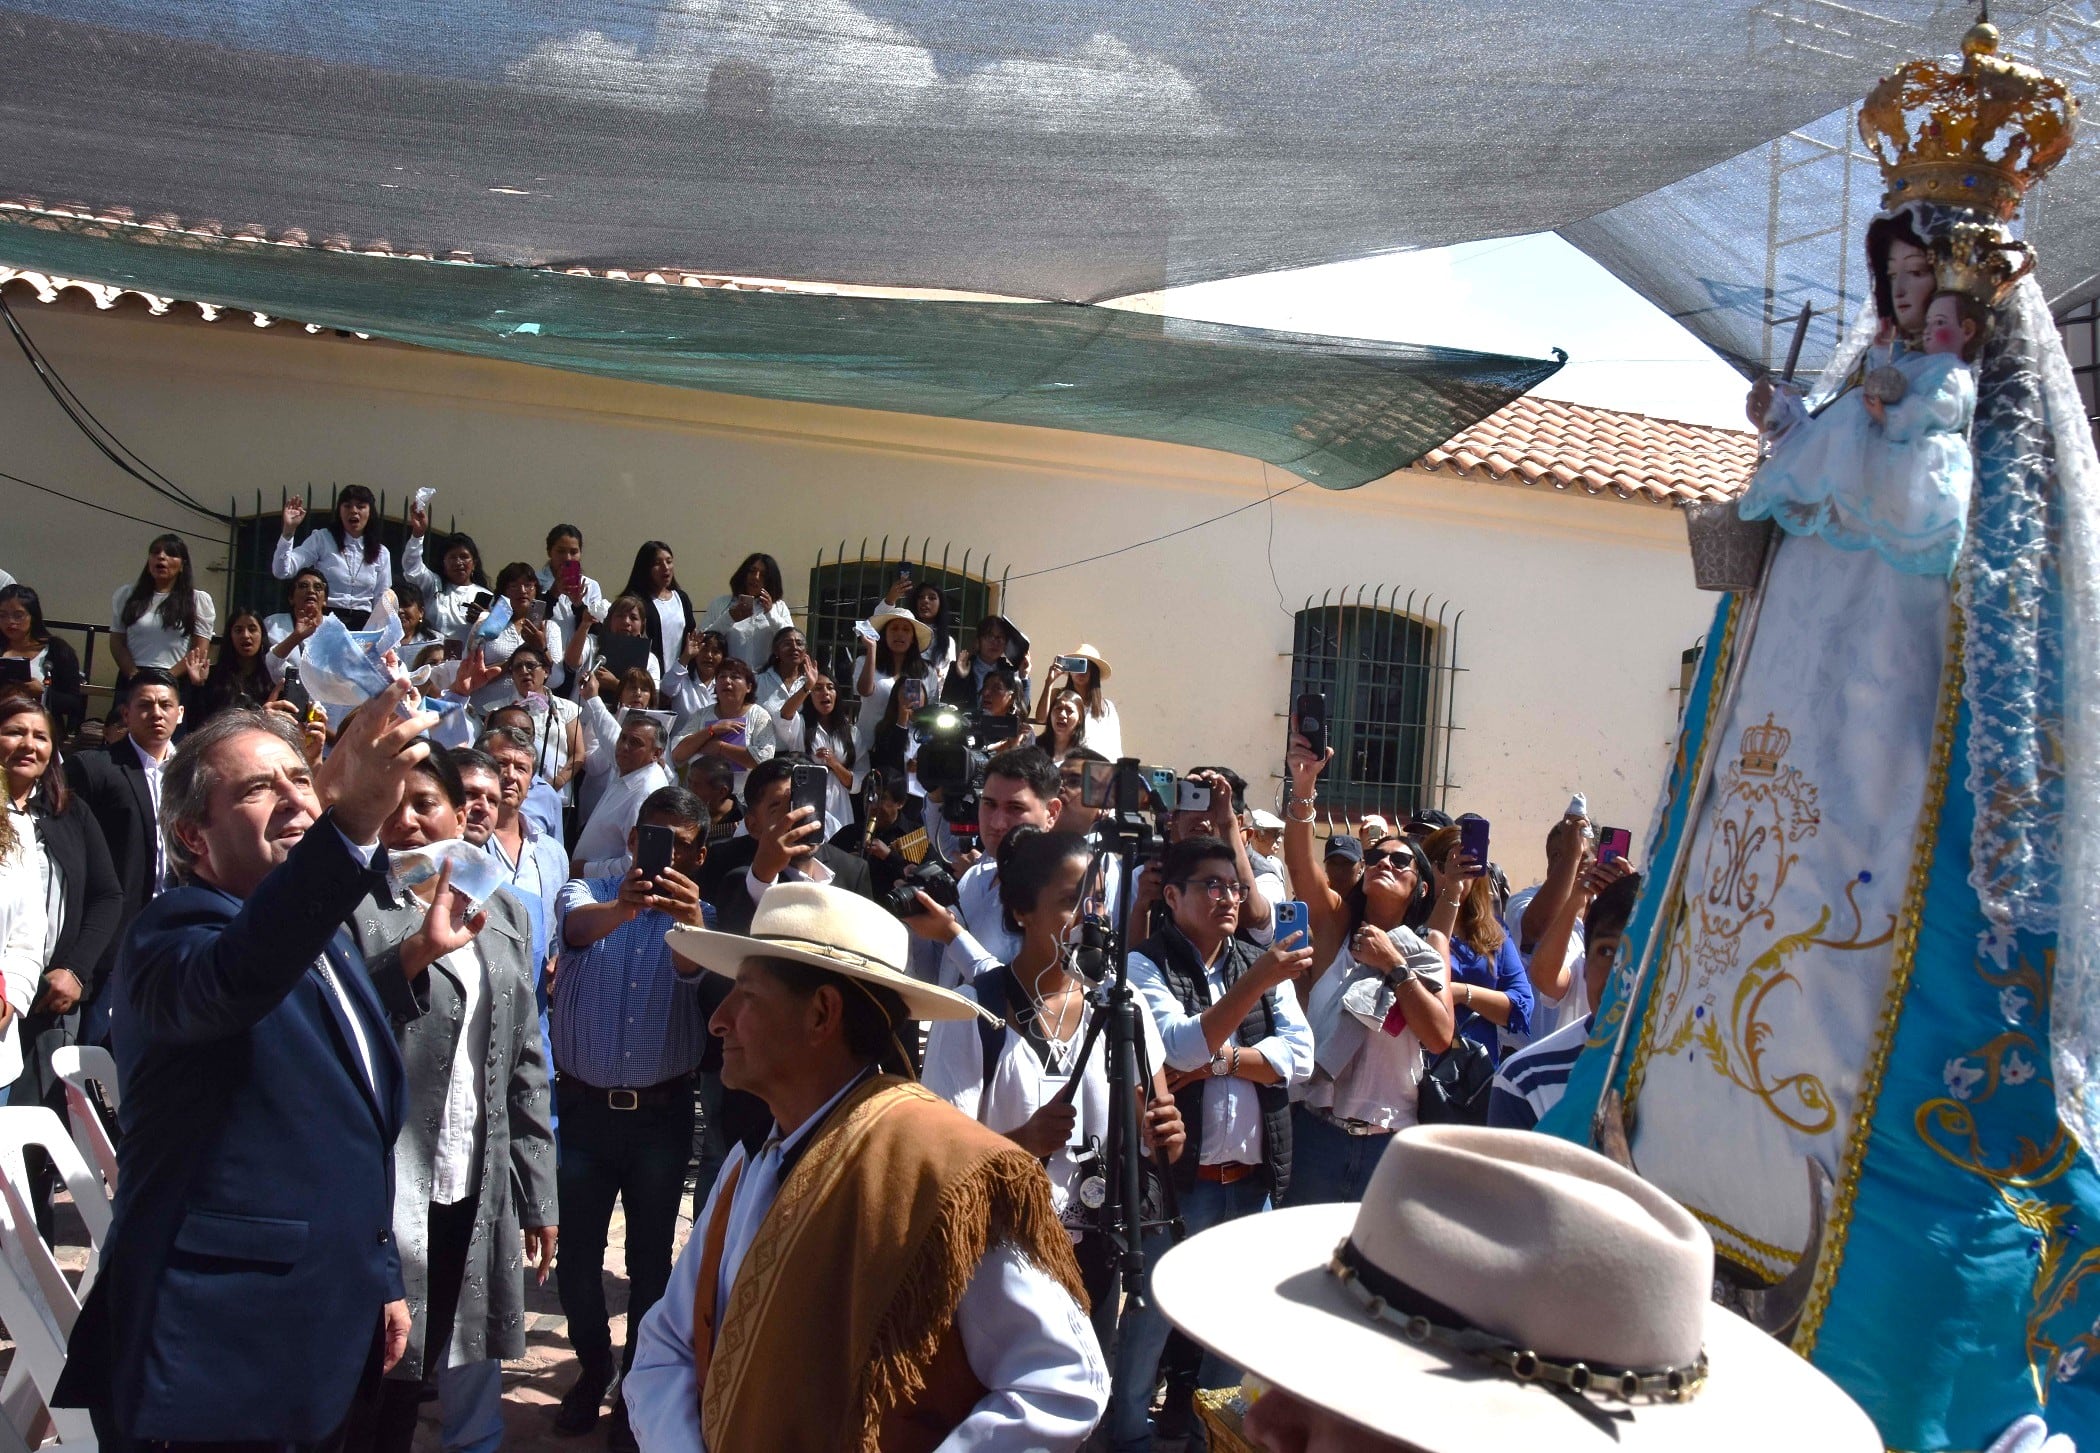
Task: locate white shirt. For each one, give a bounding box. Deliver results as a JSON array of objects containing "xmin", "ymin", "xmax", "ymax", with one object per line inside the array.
[
  {"xmin": 699, "ymin": 593, "xmax": 795, "ymax": 673},
  {"xmin": 112, "ymin": 584, "xmax": 215, "ymax": 670},
  {"xmin": 625, "ymin": 1071, "xmax": 1108, "ymax": 1453},
  {"xmin": 1081, "ymin": 699, "xmax": 1122, "ymax": 761},
  {"xmin": 317, "ymin": 829, "xmax": 386, "ymax": 1096},
  {"xmin": 536, "ymin": 565, "xmax": 611, "ymax": 636},
  {"xmin": 430, "ymin": 935, "xmax": 494, "ymax": 1205},
  {"xmin": 7, "ymin": 805, "xmax": 63, "ymax": 968},
  {"xmin": 670, "ymin": 705, "xmax": 776, "ymax": 797},
  {"xmin": 1502, "ymin": 883, "xmax": 1589, "ymax": 1050},
  {"xmin": 1128, "ymin": 938, "xmax": 1315, "ymax": 1166},
  {"xmin": 660, "ymin": 663, "xmax": 717, "ymax": 732},
  {"xmin": 131, "ymin": 735, "xmax": 172, "ymax": 891},
  {"xmin": 0, "ymin": 835, "xmax": 48, "ymax": 1014},
  {"xmin": 573, "ymin": 760, "xmax": 672, "ymax": 872},
  {"xmin": 942, "ymin": 856, "xmax": 1124, "ymax": 990},
  {"xmin": 272, "ymin": 529, "xmax": 393, "ymax": 609},
  {"xmin": 925, "ymin": 976, "xmax": 1166, "ymax": 1214},
  {"xmin": 770, "ymin": 715, "xmax": 858, "ymax": 835},
  {"xmin": 401, "ymin": 537, "xmax": 493, "ymax": 642}
]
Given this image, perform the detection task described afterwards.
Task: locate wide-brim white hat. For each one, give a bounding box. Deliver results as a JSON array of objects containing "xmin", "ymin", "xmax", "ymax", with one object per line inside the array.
[
  {"xmin": 1067, "ymin": 643, "xmax": 1113, "ymax": 681},
  {"xmin": 1153, "ymin": 1126, "xmax": 1879, "ymax": 1453},
  {"xmin": 868, "ymin": 605, "xmax": 934, "ymax": 653},
  {"xmin": 664, "ymin": 880, "xmax": 986, "ymax": 1024}
]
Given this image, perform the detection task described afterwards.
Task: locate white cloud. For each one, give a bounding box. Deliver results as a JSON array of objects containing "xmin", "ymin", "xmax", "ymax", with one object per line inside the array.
[{"xmin": 510, "ymin": 2, "xmax": 1222, "ymax": 136}]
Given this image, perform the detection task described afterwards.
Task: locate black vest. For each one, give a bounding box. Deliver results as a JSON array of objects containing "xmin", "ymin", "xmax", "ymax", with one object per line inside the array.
[{"xmin": 1136, "ymin": 925, "xmax": 1292, "ymax": 1202}]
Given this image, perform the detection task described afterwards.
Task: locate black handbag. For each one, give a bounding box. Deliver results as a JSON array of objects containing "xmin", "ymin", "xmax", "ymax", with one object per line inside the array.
[{"xmin": 1417, "ymin": 1012, "xmax": 1496, "ymax": 1126}]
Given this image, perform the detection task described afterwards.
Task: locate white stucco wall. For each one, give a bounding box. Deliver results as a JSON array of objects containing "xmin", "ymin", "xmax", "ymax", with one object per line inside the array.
[{"xmin": 0, "ymin": 296, "xmax": 1722, "ymax": 882}]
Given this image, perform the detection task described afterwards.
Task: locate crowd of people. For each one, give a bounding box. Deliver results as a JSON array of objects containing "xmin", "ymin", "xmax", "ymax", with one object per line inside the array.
[{"xmin": 0, "ymin": 505, "xmax": 1683, "ymax": 1453}]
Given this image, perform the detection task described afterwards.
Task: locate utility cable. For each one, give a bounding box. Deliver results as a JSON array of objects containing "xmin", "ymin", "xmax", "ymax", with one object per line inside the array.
[{"xmin": 0, "ymin": 467, "xmax": 221, "ymax": 540}]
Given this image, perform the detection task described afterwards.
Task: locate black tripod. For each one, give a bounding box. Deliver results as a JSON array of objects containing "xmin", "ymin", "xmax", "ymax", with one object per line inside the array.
[{"xmin": 1049, "ymin": 759, "xmax": 1187, "ymax": 1339}]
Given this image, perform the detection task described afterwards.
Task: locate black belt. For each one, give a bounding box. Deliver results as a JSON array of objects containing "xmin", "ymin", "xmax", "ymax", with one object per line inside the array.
[{"xmin": 556, "ymin": 1072, "xmax": 696, "ymax": 1111}]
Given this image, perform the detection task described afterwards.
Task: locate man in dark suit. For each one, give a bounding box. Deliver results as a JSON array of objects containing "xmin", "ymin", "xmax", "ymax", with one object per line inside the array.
[
  {"xmin": 64, "ymin": 667, "xmax": 183, "ymax": 1043},
  {"xmin": 55, "ymin": 682, "xmax": 468, "ymax": 1452}
]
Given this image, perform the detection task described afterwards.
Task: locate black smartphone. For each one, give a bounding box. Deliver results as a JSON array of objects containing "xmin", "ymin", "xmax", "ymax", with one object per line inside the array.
[
  {"xmin": 1598, "ymin": 827, "xmax": 1633, "ymax": 865},
  {"xmin": 0, "ymin": 658, "xmax": 31, "ymax": 686},
  {"xmin": 599, "ymin": 632, "xmax": 651, "ymax": 678},
  {"xmin": 1295, "ymin": 691, "xmax": 1329, "ymax": 760},
  {"xmin": 1459, "ymin": 814, "xmax": 1491, "ymax": 869},
  {"xmin": 791, "ymin": 761, "xmax": 831, "ymax": 826},
  {"xmin": 635, "ymin": 823, "xmax": 675, "ymax": 881}
]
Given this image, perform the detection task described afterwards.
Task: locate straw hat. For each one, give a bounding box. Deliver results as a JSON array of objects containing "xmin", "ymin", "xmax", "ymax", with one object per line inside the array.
[
  {"xmin": 664, "ymin": 881, "xmax": 986, "ymax": 1025},
  {"xmin": 1152, "ymin": 1125, "xmax": 1878, "ymax": 1452},
  {"xmin": 1066, "ymin": 643, "xmax": 1113, "ymax": 681},
  {"xmin": 868, "ymin": 604, "xmax": 934, "ymax": 653}
]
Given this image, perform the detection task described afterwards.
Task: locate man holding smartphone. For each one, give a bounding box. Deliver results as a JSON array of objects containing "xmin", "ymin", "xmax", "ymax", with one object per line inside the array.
[{"xmin": 546, "ymin": 786, "xmax": 712, "ymax": 1451}]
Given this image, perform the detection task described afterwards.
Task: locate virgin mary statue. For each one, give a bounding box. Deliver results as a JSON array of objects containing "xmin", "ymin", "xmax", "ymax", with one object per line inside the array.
[{"xmin": 1542, "ymin": 21, "xmax": 2100, "ymax": 1450}]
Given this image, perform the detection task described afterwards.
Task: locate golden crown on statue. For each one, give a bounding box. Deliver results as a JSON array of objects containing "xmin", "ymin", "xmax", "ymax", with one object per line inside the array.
[
  {"xmin": 1739, "ymin": 714, "xmax": 1791, "ymax": 777},
  {"xmin": 1858, "ymin": 20, "xmax": 2078, "ymax": 223},
  {"xmin": 1936, "ymin": 218, "xmax": 2037, "ymax": 306}
]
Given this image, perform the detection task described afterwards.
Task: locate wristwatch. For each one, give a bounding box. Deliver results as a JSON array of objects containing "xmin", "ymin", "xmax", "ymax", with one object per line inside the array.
[{"xmin": 1209, "ymin": 1052, "xmax": 1232, "ymax": 1077}]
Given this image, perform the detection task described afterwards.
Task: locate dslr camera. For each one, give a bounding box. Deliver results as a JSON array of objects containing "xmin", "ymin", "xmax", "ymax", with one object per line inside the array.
[{"xmin": 881, "ymin": 859, "xmax": 961, "ymax": 919}]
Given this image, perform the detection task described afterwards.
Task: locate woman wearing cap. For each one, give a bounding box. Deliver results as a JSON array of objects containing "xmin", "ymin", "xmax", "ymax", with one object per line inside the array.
[
  {"xmin": 1033, "ymin": 645, "xmax": 1120, "ymax": 761},
  {"xmin": 923, "ymin": 829, "xmax": 1185, "ymax": 1327},
  {"xmin": 1280, "ymin": 732, "xmax": 1457, "ymax": 1206},
  {"xmin": 629, "ymin": 882, "xmax": 1109, "ymax": 1451},
  {"xmin": 272, "ymin": 487, "xmax": 391, "ymax": 629},
  {"xmin": 699, "ymin": 552, "xmax": 793, "ymax": 674},
  {"xmin": 1149, "ymin": 1125, "xmax": 1879, "ymax": 1452},
  {"xmin": 855, "ymin": 603, "xmax": 940, "ymax": 767}
]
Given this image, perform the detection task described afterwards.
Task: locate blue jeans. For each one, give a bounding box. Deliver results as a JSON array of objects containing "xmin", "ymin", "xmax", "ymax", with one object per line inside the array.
[
  {"xmin": 554, "ymin": 1082, "xmax": 696, "ymax": 1372},
  {"xmin": 1107, "ymin": 1173, "xmax": 1269, "ymax": 1451},
  {"xmin": 1282, "ymin": 1105, "xmax": 1392, "ymax": 1206}
]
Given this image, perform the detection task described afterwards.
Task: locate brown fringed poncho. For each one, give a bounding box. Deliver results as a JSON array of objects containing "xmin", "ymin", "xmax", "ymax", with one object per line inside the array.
[{"xmin": 693, "ymin": 1075, "xmax": 1086, "ymax": 1452}]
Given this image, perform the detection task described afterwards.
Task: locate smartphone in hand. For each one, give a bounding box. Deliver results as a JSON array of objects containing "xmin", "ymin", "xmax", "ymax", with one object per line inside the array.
[
  {"xmin": 1176, "ymin": 779, "xmax": 1212, "ymax": 813},
  {"xmin": 635, "ymin": 823, "xmax": 676, "ymax": 881},
  {"xmin": 1598, "ymin": 827, "xmax": 1633, "ymax": 865},
  {"xmin": 1294, "ymin": 691, "xmax": 1329, "ymax": 760},
  {"xmin": 790, "ymin": 762, "xmax": 830, "ymax": 827},
  {"xmin": 1275, "ymin": 899, "xmax": 1309, "ymax": 948},
  {"xmin": 1459, "ymin": 814, "xmax": 1491, "ymax": 870}
]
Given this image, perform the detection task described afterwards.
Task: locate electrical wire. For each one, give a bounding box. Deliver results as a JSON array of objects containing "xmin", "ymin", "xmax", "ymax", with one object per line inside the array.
[
  {"xmin": 0, "ymin": 468, "xmax": 221, "ymax": 540},
  {"xmin": 1007, "ymin": 476, "xmax": 1308, "ymax": 582},
  {"xmin": 0, "ymin": 295, "xmax": 230, "ymax": 524}
]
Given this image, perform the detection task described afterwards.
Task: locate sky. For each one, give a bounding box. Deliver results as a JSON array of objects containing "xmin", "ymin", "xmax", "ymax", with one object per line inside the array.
[{"xmin": 1140, "ymin": 233, "xmax": 1755, "ymax": 432}]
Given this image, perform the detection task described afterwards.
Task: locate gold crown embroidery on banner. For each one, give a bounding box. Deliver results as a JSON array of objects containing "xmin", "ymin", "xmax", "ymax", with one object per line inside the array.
[
  {"xmin": 1858, "ymin": 19, "xmax": 2078, "ymax": 223},
  {"xmin": 1739, "ymin": 715, "xmax": 1791, "ymax": 777}
]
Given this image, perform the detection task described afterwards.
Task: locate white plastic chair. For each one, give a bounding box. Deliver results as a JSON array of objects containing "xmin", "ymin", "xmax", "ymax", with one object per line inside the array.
[
  {"xmin": 0, "ymin": 1107, "xmax": 106, "ymax": 1449},
  {"xmin": 47, "ymin": 1048, "xmax": 117, "ymax": 1193}
]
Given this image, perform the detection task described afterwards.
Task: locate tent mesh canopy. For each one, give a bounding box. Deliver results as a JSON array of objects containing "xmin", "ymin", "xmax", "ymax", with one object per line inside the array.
[{"xmin": 5, "ymin": 1, "xmax": 2100, "ymax": 462}]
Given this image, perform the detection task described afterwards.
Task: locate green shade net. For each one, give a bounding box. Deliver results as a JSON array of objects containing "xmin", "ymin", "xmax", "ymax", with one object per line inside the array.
[{"xmin": 0, "ymin": 209, "xmax": 1559, "ymax": 490}]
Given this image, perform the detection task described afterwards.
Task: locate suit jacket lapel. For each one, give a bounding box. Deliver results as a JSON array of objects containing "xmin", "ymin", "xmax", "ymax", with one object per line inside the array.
[{"xmin": 314, "ymin": 931, "xmax": 401, "ymax": 1131}]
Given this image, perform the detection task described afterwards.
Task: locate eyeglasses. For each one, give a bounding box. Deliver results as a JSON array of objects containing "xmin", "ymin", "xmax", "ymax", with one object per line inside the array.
[
  {"xmin": 1175, "ymin": 876, "xmax": 1248, "ymax": 902},
  {"xmin": 1364, "ymin": 849, "xmax": 1414, "ymax": 869}
]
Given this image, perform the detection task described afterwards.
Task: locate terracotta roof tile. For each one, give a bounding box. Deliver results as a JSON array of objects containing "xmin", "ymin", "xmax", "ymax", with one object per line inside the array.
[{"xmin": 1415, "ymin": 394, "xmax": 1757, "ymax": 507}]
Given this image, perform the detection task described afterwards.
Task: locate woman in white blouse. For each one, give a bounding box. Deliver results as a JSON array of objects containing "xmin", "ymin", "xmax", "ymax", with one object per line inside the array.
[
  {"xmin": 772, "ymin": 674, "xmax": 859, "ymax": 832},
  {"xmin": 111, "ymin": 533, "xmax": 215, "ymax": 687},
  {"xmin": 668, "ymin": 656, "xmax": 775, "ymax": 797},
  {"xmin": 853, "ymin": 605, "xmax": 941, "ymax": 766},
  {"xmin": 922, "ymin": 827, "xmax": 1183, "ymax": 1315},
  {"xmin": 753, "ymin": 625, "xmax": 813, "ymax": 719},
  {"xmin": 272, "ymin": 487, "xmax": 392, "ymax": 627},
  {"xmin": 661, "ymin": 628, "xmax": 724, "ymax": 732},
  {"xmin": 1033, "ymin": 644, "xmax": 1122, "ymax": 761},
  {"xmin": 469, "ymin": 564, "xmax": 565, "ymax": 710},
  {"xmin": 619, "ymin": 541, "xmax": 696, "ymax": 680},
  {"xmin": 401, "ymin": 508, "xmax": 494, "ymax": 643},
  {"xmin": 559, "ymin": 595, "xmax": 662, "ymax": 697},
  {"xmin": 699, "ymin": 552, "xmax": 794, "ymax": 673}
]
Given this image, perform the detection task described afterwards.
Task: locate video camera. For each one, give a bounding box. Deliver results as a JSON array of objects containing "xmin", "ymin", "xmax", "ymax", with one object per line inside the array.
[{"xmin": 912, "ymin": 705, "xmax": 1021, "ymax": 830}]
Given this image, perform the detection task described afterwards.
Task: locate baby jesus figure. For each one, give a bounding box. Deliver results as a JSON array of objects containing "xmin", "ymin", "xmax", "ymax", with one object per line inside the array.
[{"xmin": 1739, "ymin": 289, "xmax": 1984, "ymax": 578}]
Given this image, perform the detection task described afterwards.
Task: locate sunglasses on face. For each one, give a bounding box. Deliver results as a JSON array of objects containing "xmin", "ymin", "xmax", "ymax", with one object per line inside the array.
[{"xmin": 1364, "ymin": 849, "xmax": 1414, "ymax": 869}]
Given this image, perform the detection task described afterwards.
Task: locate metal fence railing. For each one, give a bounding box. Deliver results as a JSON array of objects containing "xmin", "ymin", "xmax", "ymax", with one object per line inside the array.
[
  {"xmin": 805, "ymin": 538, "xmax": 1005, "ymax": 691},
  {"xmin": 1284, "ymin": 588, "xmax": 1463, "ymax": 823}
]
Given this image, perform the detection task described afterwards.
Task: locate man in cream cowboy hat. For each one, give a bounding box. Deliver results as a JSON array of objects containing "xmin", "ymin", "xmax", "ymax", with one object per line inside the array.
[
  {"xmin": 1151, "ymin": 1125, "xmax": 1880, "ymax": 1452},
  {"xmin": 624, "ymin": 882, "xmax": 1109, "ymax": 1452}
]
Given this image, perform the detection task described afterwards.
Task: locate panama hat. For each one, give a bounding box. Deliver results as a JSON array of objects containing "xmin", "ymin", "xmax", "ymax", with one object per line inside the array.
[
  {"xmin": 868, "ymin": 604, "xmax": 934, "ymax": 653},
  {"xmin": 1248, "ymin": 809, "xmax": 1286, "ymax": 833},
  {"xmin": 1066, "ymin": 643, "xmax": 1113, "ymax": 681},
  {"xmin": 1152, "ymin": 1125, "xmax": 1878, "ymax": 1452},
  {"xmin": 664, "ymin": 881, "xmax": 986, "ymax": 1025}
]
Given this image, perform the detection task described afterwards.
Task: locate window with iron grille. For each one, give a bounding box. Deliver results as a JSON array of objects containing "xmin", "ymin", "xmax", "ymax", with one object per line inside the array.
[
  {"xmin": 1286, "ymin": 590, "xmax": 1462, "ymax": 820},
  {"xmin": 223, "ymin": 485, "xmax": 444, "ymax": 620},
  {"xmin": 804, "ymin": 538, "xmax": 1006, "ymax": 689}
]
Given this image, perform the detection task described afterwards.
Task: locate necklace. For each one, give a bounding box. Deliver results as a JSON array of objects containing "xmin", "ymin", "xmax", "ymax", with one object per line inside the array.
[{"xmin": 1019, "ymin": 956, "xmax": 1083, "ymax": 1071}]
